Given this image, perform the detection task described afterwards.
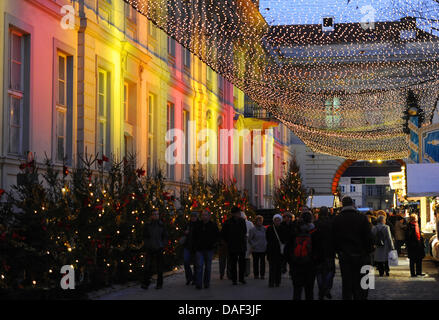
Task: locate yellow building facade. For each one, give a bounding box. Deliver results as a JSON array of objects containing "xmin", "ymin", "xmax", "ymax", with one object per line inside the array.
[{"xmin": 0, "ymin": 0, "xmax": 297, "ymax": 209}]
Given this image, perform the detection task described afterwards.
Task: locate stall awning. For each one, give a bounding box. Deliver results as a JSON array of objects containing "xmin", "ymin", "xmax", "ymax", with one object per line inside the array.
[{"xmin": 407, "ymin": 164, "xmax": 439, "ymax": 197}]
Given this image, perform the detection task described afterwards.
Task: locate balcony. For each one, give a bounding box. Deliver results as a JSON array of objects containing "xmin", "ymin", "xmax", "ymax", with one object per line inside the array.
[{"xmin": 238, "ymin": 96, "xmax": 279, "ymax": 130}]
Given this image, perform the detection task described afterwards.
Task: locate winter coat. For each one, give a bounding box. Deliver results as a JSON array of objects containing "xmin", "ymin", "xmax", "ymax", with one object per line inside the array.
[
  {"xmin": 221, "ymin": 217, "xmax": 247, "ymax": 254},
  {"xmin": 286, "ymin": 222, "xmax": 317, "ymax": 269},
  {"xmin": 406, "ymin": 222, "xmax": 425, "ymax": 260},
  {"xmin": 372, "ymin": 223, "xmax": 395, "ymax": 262},
  {"xmin": 332, "ymin": 206, "xmax": 374, "ymax": 256},
  {"xmin": 279, "ymin": 221, "xmax": 295, "ymax": 244},
  {"xmin": 394, "ymin": 219, "xmax": 407, "ymax": 241},
  {"xmin": 244, "ymin": 220, "xmax": 255, "ymax": 258},
  {"xmin": 248, "ymin": 225, "xmax": 267, "ymax": 253},
  {"xmin": 192, "ymin": 220, "xmax": 220, "ymax": 251},
  {"xmin": 143, "ymin": 220, "xmax": 168, "ymax": 251},
  {"xmin": 266, "ymin": 224, "xmax": 284, "ymax": 259},
  {"xmin": 182, "ymin": 220, "xmax": 198, "ymax": 250},
  {"xmin": 313, "ymin": 217, "xmax": 335, "ymax": 265}
]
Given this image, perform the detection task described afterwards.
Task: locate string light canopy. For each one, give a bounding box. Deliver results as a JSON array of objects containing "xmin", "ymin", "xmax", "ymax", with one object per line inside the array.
[{"xmin": 124, "ymin": 0, "xmax": 439, "ymax": 160}]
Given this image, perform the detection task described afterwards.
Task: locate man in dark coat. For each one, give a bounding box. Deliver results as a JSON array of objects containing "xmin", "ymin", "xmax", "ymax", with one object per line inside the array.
[
  {"xmin": 221, "ymin": 206, "xmax": 248, "ymax": 285},
  {"xmin": 314, "ymin": 206, "xmax": 336, "ymax": 300},
  {"xmin": 142, "ymin": 209, "xmax": 168, "ymax": 289},
  {"xmin": 182, "ymin": 211, "xmax": 199, "ymax": 285},
  {"xmin": 333, "ymin": 197, "xmax": 374, "ymax": 300},
  {"xmin": 192, "ymin": 209, "xmax": 220, "ymax": 289}
]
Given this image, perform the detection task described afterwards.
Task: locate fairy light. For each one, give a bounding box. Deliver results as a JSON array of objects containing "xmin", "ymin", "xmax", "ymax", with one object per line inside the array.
[{"xmin": 124, "ymin": 0, "xmax": 439, "ymax": 159}]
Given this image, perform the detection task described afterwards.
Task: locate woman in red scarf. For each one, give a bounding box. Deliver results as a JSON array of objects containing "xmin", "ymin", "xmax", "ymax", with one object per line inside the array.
[{"xmin": 406, "ymin": 214, "xmax": 426, "ymax": 277}]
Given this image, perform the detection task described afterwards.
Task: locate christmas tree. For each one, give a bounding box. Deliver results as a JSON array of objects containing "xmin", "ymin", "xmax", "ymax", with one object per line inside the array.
[{"xmin": 273, "ymin": 157, "xmax": 308, "ymax": 215}]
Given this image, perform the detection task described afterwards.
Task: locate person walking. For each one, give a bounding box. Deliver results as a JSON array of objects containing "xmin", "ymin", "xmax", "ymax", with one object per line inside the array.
[
  {"xmin": 248, "ymin": 215, "xmax": 267, "ymax": 280},
  {"xmin": 193, "ymin": 209, "xmax": 220, "ymax": 289},
  {"xmin": 406, "ymin": 214, "xmax": 426, "ymax": 277},
  {"xmin": 142, "ymin": 209, "xmax": 168, "ymax": 290},
  {"xmin": 289, "ymin": 210, "xmax": 317, "ymax": 300},
  {"xmin": 394, "ymin": 214, "xmax": 407, "ymax": 256},
  {"xmin": 266, "ymin": 214, "xmax": 284, "ymax": 287},
  {"xmin": 280, "ymin": 212, "xmax": 294, "ymax": 275},
  {"xmin": 221, "ymin": 206, "xmax": 248, "ymax": 285},
  {"xmin": 333, "ymin": 197, "xmax": 374, "ymax": 300},
  {"xmin": 372, "ymin": 215, "xmax": 395, "ymax": 277},
  {"xmin": 218, "ymin": 237, "xmax": 230, "ymax": 280},
  {"xmin": 314, "ymin": 206, "xmax": 335, "ymax": 300},
  {"xmin": 241, "ymin": 212, "xmax": 254, "ymax": 277},
  {"xmin": 181, "ymin": 211, "xmax": 199, "ymax": 285}
]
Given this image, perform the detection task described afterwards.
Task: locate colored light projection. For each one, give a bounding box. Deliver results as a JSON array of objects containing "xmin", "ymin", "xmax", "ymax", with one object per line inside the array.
[{"xmin": 124, "ymin": 0, "xmax": 439, "ymax": 160}]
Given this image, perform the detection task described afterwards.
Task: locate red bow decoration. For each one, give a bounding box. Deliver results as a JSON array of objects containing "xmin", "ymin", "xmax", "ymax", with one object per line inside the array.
[
  {"xmin": 136, "ymin": 168, "xmax": 146, "ymax": 177},
  {"xmin": 0, "ymin": 189, "xmax": 5, "ymax": 197}
]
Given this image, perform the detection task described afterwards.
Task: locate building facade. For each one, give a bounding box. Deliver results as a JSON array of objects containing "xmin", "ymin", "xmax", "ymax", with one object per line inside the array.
[{"xmin": 0, "ymin": 0, "xmax": 297, "ymax": 209}]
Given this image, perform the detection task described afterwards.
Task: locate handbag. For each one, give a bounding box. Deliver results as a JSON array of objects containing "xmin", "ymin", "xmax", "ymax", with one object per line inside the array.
[
  {"xmin": 273, "ymin": 226, "xmax": 285, "ymax": 254},
  {"xmin": 388, "ymin": 249, "xmax": 398, "ymax": 266}
]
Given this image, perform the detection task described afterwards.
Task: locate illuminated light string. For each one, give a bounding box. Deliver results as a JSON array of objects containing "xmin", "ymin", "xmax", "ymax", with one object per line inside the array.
[{"xmin": 124, "ymin": 0, "xmax": 439, "ymax": 159}]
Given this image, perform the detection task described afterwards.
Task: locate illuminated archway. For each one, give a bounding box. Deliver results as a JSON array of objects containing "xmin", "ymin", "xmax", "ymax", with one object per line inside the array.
[{"xmin": 331, "ymin": 159, "xmax": 406, "ymax": 195}]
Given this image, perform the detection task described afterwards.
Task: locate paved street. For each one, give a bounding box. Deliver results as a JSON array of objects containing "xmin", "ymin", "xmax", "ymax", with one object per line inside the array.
[{"xmin": 95, "ymin": 257, "xmax": 439, "ymax": 300}]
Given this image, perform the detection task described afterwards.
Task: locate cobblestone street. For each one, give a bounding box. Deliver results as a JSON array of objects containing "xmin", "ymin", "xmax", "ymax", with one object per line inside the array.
[{"xmin": 94, "ymin": 257, "xmax": 439, "ymax": 300}]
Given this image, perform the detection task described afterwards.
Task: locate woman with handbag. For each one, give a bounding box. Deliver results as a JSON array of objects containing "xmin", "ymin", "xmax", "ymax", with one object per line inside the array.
[
  {"xmin": 266, "ymin": 214, "xmax": 285, "ymax": 287},
  {"xmin": 371, "ymin": 214, "xmax": 395, "ymax": 276},
  {"xmin": 406, "ymin": 214, "xmax": 426, "ymax": 277}
]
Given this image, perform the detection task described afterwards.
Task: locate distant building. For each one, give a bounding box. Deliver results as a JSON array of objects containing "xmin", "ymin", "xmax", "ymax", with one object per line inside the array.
[{"xmin": 339, "ymin": 161, "xmax": 401, "ymax": 210}]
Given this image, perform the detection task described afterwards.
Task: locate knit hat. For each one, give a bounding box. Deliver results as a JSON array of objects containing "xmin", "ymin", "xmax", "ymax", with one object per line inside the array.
[{"xmin": 273, "ymin": 214, "xmax": 282, "ymax": 221}]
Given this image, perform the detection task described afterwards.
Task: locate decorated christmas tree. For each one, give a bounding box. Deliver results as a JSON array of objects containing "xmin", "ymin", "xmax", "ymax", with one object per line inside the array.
[{"xmin": 273, "ymin": 157, "xmax": 308, "ymax": 215}]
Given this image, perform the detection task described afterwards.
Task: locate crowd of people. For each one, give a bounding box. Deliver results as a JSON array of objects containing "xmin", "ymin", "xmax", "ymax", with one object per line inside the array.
[{"xmin": 139, "ymin": 197, "xmax": 428, "ymax": 300}]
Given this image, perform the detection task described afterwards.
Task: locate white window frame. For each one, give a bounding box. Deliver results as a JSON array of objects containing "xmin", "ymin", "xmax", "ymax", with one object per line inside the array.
[
  {"xmin": 166, "ymin": 101, "xmax": 175, "ymax": 180},
  {"xmin": 97, "ymin": 68, "xmax": 108, "ymax": 157},
  {"xmin": 8, "ymin": 29, "xmax": 24, "ymax": 155},
  {"xmin": 56, "ymin": 52, "xmax": 68, "ymax": 162},
  {"xmin": 123, "ymin": 82, "xmax": 128, "ymax": 122},
  {"xmin": 183, "ymin": 109, "xmax": 190, "ymax": 182},
  {"xmin": 147, "ymin": 94, "xmax": 155, "ymax": 173}
]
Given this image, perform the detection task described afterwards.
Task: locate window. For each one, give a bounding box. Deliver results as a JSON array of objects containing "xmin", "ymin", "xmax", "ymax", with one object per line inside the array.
[
  {"xmin": 183, "ymin": 47, "xmax": 191, "ymax": 69},
  {"xmin": 124, "ymin": 134, "xmax": 133, "ymax": 157},
  {"xmin": 167, "ymin": 36, "xmax": 175, "ymax": 57},
  {"xmin": 183, "ymin": 48, "xmax": 191, "ymax": 68},
  {"xmin": 218, "ymin": 74, "xmax": 224, "ymax": 101},
  {"xmin": 340, "ymin": 185, "xmax": 345, "ymax": 193},
  {"xmin": 147, "ymin": 94, "xmax": 155, "ymax": 173},
  {"xmin": 123, "ymin": 82, "xmax": 128, "ymax": 122},
  {"xmin": 97, "ymin": 68, "xmax": 109, "ymax": 157},
  {"xmin": 148, "ymin": 20, "xmax": 157, "ymax": 39},
  {"xmin": 350, "ymin": 185, "xmax": 356, "ymax": 193},
  {"xmin": 124, "ymin": 1, "xmax": 136, "ymax": 22},
  {"xmin": 56, "ymin": 53, "xmax": 68, "ymax": 162},
  {"xmin": 166, "ymin": 102, "xmax": 175, "ymax": 180},
  {"xmin": 8, "ymin": 30, "xmax": 24, "ymax": 155},
  {"xmin": 325, "ymin": 97, "xmax": 341, "ymax": 129},
  {"xmin": 98, "ymin": 0, "xmax": 112, "ymax": 25},
  {"xmin": 183, "ymin": 110, "xmax": 190, "ymax": 181}
]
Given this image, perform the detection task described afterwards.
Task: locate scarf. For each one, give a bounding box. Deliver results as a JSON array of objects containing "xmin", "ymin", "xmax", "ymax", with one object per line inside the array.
[{"xmin": 411, "ymin": 221, "xmax": 421, "ymax": 241}]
